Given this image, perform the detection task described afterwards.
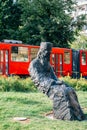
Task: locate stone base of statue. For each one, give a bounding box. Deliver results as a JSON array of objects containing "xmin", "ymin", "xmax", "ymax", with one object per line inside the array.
[{"xmin": 29, "ymin": 42, "xmax": 85, "ymax": 121}]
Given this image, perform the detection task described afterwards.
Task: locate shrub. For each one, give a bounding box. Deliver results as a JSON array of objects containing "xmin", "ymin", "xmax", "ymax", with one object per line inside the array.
[
  {"xmin": 60, "ymin": 76, "xmax": 87, "ymax": 91},
  {"xmin": 0, "ymin": 75, "xmax": 87, "ymax": 92},
  {"xmin": 0, "ymin": 76, "xmax": 37, "ymax": 92}
]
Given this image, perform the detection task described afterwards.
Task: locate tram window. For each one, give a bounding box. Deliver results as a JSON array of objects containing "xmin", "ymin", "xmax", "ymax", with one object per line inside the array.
[
  {"xmin": 12, "ymin": 46, "xmax": 18, "ymax": 53},
  {"xmin": 0, "ymin": 63, "xmax": 3, "ymax": 74},
  {"xmin": 52, "ymin": 54, "xmax": 55, "ymax": 64},
  {"xmin": 0, "ymin": 51, "xmax": 3, "ymax": 74},
  {"xmin": 0, "ymin": 50, "xmax": 3, "ymax": 62},
  {"xmin": 56, "ymin": 54, "xmax": 58, "ymax": 64},
  {"xmin": 59, "ymin": 55, "xmax": 62, "ymax": 65},
  {"xmin": 81, "ymin": 52, "xmax": 86, "ymax": 65},
  {"xmin": 30, "ymin": 48, "xmax": 39, "ymax": 61},
  {"xmin": 11, "ymin": 46, "xmax": 28, "ymax": 62},
  {"xmin": 64, "ymin": 51, "xmax": 70, "ymax": 64}
]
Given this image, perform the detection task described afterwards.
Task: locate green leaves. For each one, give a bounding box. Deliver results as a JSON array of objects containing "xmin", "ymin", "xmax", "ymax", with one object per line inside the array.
[
  {"xmin": 0, "ymin": 0, "xmax": 86, "ymax": 48},
  {"xmin": 19, "ymin": 0, "xmax": 76, "ymax": 47},
  {"xmin": 0, "ymin": 0, "xmax": 22, "ymax": 40},
  {"xmin": 71, "ymin": 34, "xmax": 87, "ymax": 50}
]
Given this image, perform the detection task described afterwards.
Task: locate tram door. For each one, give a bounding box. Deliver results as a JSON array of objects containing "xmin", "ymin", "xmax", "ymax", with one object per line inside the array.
[
  {"xmin": 0, "ymin": 50, "xmax": 8, "ymax": 75},
  {"xmin": 51, "ymin": 53, "xmax": 63, "ymax": 77}
]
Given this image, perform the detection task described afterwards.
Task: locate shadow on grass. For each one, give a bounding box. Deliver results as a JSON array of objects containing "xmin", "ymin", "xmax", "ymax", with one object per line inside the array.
[
  {"xmin": 17, "ymin": 98, "xmax": 41, "ymax": 105},
  {"xmin": 84, "ymin": 113, "xmax": 87, "ymax": 120}
]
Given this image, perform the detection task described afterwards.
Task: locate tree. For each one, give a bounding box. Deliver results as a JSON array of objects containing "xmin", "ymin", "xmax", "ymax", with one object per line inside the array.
[
  {"xmin": 71, "ymin": 34, "xmax": 87, "ymax": 50},
  {"xmin": 0, "ymin": 0, "xmax": 22, "ymax": 40},
  {"xmin": 19, "ymin": 0, "xmax": 77, "ymax": 47}
]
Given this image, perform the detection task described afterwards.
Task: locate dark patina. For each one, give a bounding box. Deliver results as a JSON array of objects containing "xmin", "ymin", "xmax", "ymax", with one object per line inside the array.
[{"xmin": 29, "ymin": 42, "xmax": 85, "ymax": 120}]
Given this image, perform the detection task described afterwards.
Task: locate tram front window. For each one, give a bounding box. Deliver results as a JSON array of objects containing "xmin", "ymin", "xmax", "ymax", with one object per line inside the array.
[
  {"xmin": 30, "ymin": 48, "xmax": 39, "ymax": 61},
  {"xmin": 11, "ymin": 46, "xmax": 29, "ymax": 62},
  {"xmin": 64, "ymin": 51, "xmax": 70, "ymax": 64},
  {"xmin": 82, "ymin": 52, "xmax": 86, "ymax": 65}
]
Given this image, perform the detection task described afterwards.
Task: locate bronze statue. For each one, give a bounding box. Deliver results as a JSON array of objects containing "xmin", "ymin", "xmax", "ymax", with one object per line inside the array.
[{"xmin": 29, "ymin": 42, "xmax": 85, "ymax": 120}]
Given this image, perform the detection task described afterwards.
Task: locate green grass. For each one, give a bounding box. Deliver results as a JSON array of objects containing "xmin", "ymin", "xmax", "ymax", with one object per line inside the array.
[{"xmin": 0, "ymin": 91, "xmax": 87, "ymax": 130}]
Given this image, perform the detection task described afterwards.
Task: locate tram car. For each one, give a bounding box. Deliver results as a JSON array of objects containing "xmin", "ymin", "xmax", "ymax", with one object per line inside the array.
[
  {"xmin": 0, "ymin": 40, "xmax": 87, "ymax": 78},
  {"xmin": 0, "ymin": 40, "xmax": 39, "ymax": 77}
]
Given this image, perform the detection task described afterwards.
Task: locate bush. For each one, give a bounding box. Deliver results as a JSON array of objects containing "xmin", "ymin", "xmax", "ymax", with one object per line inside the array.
[
  {"xmin": 0, "ymin": 75, "xmax": 87, "ymax": 92},
  {"xmin": 0, "ymin": 76, "xmax": 37, "ymax": 92},
  {"xmin": 60, "ymin": 76, "xmax": 87, "ymax": 91}
]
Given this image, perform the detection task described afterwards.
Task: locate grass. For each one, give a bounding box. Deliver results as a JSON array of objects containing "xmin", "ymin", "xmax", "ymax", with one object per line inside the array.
[{"xmin": 0, "ymin": 91, "xmax": 87, "ymax": 130}]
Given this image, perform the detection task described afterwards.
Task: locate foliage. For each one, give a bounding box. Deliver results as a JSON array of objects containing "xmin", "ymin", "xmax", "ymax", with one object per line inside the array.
[
  {"xmin": 0, "ymin": 91, "xmax": 87, "ymax": 130},
  {"xmin": 60, "ymin": 76, "xmax": 87, "ymax": 91},
  {"xmin": 71, "ymin": 34, "xmax": 87, "ymax": 50},
  {"xmin": 18, "ymin": 0, "xmax": 77, "ymax": 47},
  {"xmin": 0, "ymin": 0, "xmax": 22, "ymax": 41},
  {"xmin": 0, "ymin": 75, "xmax": 87, "ymax": 92},
  {"xmin": 0, "ymin": 0, "xmax": 86, "ymax": 48},
  {"xmin": 0, "ymin": 76, "xmax": 36, "ymax": 92}
]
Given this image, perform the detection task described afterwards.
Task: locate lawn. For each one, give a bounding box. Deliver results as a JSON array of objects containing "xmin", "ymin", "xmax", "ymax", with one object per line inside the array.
[{"xmin": 0, "ymin": 91, "xmax": 87, "ymax": 130}]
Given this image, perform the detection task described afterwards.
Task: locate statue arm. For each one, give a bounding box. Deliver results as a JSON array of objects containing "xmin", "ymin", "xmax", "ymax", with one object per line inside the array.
[
  {"xmin": 50, "ymin": 65, "xmax": 63, "ymax": 84},
  {"xmin": 49, "ymin": 66, "xmax": 58, "ymax": 81},
  {"xmin": 28, "ymin": 59, "xmax": 44, "ymax": 86},
  {"xmin": 29, "ymin": 61, "xmax": 40, "ymax": 79}
]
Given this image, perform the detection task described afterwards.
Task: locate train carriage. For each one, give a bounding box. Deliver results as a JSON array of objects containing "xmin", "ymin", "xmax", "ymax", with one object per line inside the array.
[
  {"xmin": 50, "ymin": 47, "xmax": 72, "ymax": 77},
  {"xmin": 0, "ymin": 40, "xmax": 39, "ymax": 76},
  {"xmin": 0, "ymin": 40, "xmax": 87, "ymax": 78},
  {"xmin": 79, "ymin": 50, "xmax": 87, "ymax": 78}
]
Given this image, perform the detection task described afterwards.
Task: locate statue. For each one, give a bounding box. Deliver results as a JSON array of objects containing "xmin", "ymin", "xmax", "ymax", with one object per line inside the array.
[{"xmin": 28, "ymin": 42, "xmax": 85, "ymax": 120}]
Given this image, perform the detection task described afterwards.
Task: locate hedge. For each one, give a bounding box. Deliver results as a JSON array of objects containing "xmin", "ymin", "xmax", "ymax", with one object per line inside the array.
[
  {"xmin": 60, "ymin": 76, "xmax": 87, "ymax": 91},
  {"xmin": 0, "ymin": 76, "xmax": 87, "ymax": 92},
  {"xmin": 0, "ymin": 76, "xmax": 36, "ymax": 92}
]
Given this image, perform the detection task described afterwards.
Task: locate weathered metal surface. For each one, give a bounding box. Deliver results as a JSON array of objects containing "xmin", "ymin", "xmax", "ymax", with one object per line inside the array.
[{"xmin": 29, "ymin": 42, "xmax": 85, "ymax": 121}]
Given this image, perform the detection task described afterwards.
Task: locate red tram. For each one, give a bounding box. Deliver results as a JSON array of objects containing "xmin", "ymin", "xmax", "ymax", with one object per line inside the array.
[
  {"xmin": 51, "ymin": 48, "xmax": 72, "ymax": 77},
  {"xmin": 0, "ymin": 40, "xmax": 39, "ymax": 76},
  {"xmin": 79, "ymin": 50, "xmax": 87, "ymax": 77},
  {"xmin": 0, "ymin": 40, "xmax": 87, "ymax": 78}
]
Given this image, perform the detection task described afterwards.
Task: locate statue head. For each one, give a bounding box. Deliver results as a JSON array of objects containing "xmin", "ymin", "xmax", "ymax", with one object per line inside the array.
[
  {"xmin": 40, "ymin": 42, "xmax": 53, "ymax": 52},
  {"xmin": 37, "ymin": 42, "xmax": 53, "ymax": 63}
]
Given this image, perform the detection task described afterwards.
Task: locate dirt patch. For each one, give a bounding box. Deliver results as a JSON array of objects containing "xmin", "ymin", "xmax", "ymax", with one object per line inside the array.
[
  {"xmin": 44, "ymin": 110, "xmax": 87, "ymax": 121},
  {"xmin": 82, "ymin": 107, "xmax": 87, "ymax": 111},
  {"xmin": 44, "ymin": 111, "xmax": 56, "ymax": 120},
  {"xmin": 12, "ymin": 117, "xmax": 30, "ymax": 124}
]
